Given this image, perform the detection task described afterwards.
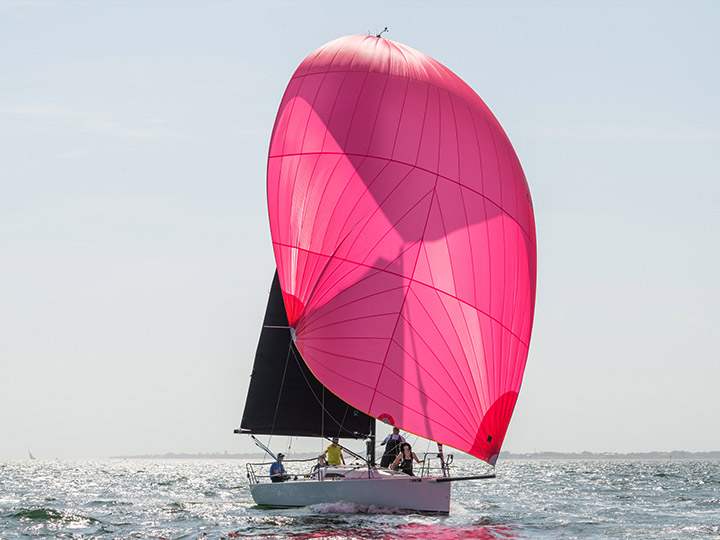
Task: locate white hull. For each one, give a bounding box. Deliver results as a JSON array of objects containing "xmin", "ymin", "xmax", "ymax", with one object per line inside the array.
[{"xmin": 249, "ymin": 468, "xmax": 451, "ymax": 514}]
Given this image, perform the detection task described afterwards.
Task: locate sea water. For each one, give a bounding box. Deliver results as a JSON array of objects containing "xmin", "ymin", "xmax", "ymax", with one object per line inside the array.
[{"xmin": 0, "ymin": 459, "xmax": 717, "ymax": 539}]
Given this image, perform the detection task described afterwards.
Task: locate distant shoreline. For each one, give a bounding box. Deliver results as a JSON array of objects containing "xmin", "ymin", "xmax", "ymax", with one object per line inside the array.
[
  {"xmin": 501, "ymin": 451, "xmax": 720, "ymax": 460},
  {"xmin": 109, "ymin": 450, "xmax": 720, "ymax": 460}
]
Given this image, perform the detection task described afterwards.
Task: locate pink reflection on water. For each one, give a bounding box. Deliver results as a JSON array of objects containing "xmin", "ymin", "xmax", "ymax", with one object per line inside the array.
[{"xmin": 242, "ymin": 522, "xmax": 520, "ymax": 540}]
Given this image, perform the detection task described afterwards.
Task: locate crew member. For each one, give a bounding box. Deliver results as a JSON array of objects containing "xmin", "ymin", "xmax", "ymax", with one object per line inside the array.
[
  {"xmin": 391, "ymin": 443, "xmax": 423, "ymax": 476},
  {"xmin": 380, "ymin": 427, "xmax": 405, "ymax": 468},
  {"xmin": 323, "ymin": 438, "xmax": 346, "ymax": 466},
  {"xmin": 270, "ymin": 453, "xmax": 289, "ymax": 482}
]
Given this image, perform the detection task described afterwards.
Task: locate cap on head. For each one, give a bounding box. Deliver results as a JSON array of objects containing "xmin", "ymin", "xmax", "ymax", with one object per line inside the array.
[{"xmin": 277, "ymin": 453, "xmax": 284, "ymax": 458}]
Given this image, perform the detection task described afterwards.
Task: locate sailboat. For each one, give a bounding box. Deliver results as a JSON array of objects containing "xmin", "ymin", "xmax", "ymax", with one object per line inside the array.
[{"xmin": 236, "ymin": 34, "xmax": 537, "ymax": 514}]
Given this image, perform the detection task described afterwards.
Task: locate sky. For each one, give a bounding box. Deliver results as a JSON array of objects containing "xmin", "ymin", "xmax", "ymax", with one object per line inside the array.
[{"xmin": 1, "ymin": 0, "xmax": 718, "ymax": 461}]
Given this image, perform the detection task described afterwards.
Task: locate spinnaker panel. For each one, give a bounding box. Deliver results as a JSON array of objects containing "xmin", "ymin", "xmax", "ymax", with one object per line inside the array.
[{"xmin": 267, "ymin": 35, "xmax": 536, "ymax": 464}]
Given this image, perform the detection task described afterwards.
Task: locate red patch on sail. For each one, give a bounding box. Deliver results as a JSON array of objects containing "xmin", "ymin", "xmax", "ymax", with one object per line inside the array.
[
  {"xmin": 377, "ymin": 413, "xmax": 395, "ymax": 425},
  {"xmin": 281, "ymin": 291, "xmax": 305, "ymax": 327},
  {"xmin": 470, "ymin": 391, "xmax": 519, "ymax": 465}
]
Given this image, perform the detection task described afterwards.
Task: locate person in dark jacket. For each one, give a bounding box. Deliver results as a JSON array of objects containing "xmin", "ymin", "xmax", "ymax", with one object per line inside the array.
[{"xmin": 380, "ymin": 427, "xmax": 405, "ymax": 468}]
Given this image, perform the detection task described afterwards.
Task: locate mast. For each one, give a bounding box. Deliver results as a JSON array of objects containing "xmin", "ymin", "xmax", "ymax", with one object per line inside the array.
[{"xmin": 366, "ymin": 419, "xmax": 376, "ymax": 466}]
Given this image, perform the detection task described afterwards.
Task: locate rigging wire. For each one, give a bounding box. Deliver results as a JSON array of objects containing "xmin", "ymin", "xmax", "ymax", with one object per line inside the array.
[
  {"xmin": 320, "ymin": 385, "xmax": 325, "ymax": 456},
  {"xmin": 260, "ymin": 333, "xmax": 372, "ymax": 459},
  {"xmin": 288, "ymin": 344, "xmax": 369, "ymax": 440},
  {"xmin": 267, "ymin": 342, "xmax": 294, "ymax": 453}
]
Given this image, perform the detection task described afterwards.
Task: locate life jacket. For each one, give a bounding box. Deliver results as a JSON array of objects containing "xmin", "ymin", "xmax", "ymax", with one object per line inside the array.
[
  {"xmin": 399, "ymin": 457, "xmax": 414, "ymax": 476},
  {"xmin": 383, "ymin": 436, "xmax": 403, "ymax": 456}
]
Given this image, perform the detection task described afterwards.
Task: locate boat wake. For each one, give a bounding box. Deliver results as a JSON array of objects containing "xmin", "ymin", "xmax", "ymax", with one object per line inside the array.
[{"xmin": 309, "ymin": 501, "xmax": 408, "ymax": 515}]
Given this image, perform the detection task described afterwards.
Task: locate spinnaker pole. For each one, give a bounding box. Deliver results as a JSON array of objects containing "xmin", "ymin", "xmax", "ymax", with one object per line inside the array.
[{"xmin": 250, "ymin": 434, "xmax": 278, "ymax": 461}]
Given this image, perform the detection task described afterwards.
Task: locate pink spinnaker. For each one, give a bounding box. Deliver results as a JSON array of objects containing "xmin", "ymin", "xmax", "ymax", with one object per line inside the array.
[{"xmin": 267, "ymin": 35, "xmax": 536, "ymax": 465}]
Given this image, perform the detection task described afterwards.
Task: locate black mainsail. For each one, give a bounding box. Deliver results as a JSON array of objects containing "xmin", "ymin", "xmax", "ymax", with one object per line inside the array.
[{"xmin": 239, "ymin": 272, "xmax": 373, "ymax": 439}]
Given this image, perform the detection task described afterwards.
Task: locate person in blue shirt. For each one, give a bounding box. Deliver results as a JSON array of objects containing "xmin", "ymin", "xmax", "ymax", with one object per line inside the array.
[{"xmin": 269, "ymin": 453, "xmax": 288, "ymax": 483}]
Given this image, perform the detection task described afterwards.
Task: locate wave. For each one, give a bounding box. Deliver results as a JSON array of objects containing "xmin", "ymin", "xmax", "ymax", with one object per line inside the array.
[{"xmin": 6, "ymin": 507, "xmax": 100, "ymax": 524}]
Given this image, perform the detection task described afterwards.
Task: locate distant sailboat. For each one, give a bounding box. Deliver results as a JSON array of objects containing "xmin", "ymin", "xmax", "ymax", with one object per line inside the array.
[{"xmin": 28, "ymin": 450, "xmax": 35, "ymax": 460}]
